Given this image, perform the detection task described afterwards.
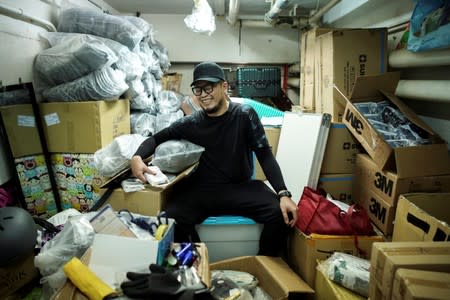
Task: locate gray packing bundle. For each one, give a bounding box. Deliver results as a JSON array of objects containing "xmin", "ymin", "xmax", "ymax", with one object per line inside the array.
[
  {"xmin": 130, "ymin": 94, "xmax": 155, "ymax": 111},
  {"xmin": 123, "ymin": 15, "xmax": 155, "ymax": 43},
  {"xmin": 149, "ymin": 40, "xmax": 171, "ymax": 72},
  {"xmin": 155, "ymin": 110, "xmax": 184, "ymax": 133},
  {"xmin": 156, "ymin": 90, "xmax": 184, "ymax": 114},
  {"xmin": 130, "ymin": 112, "xmax": 156, "ymax": 137},
  {"xmin": 152, "ymin": 140, "xmax": 205, "ymax": 173},
  {"xmin": 35, "ymin": 35, "xmax": 118, "ymax": 86},
  {"xmin": 42, "ymin": 32, "xmax": 145, "ymax": 81},
  {"xmin": 42, "ymin": 66, "xmax": 128, "ymax": 102},
  {"xmin": 57, "ymin": 7, "xmax": 145, "ymax": 50}
]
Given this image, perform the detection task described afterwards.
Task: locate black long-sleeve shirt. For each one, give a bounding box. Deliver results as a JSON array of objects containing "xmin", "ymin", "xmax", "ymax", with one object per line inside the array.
[{"xmin": 134, "ymin": 101, "xmax": 287, "ymax": 193}]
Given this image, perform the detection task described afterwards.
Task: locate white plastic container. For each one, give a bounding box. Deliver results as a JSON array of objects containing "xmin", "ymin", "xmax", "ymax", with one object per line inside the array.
[{"xmin": 196, "ymin": 216, "xmax": 263, "ymax": 262}]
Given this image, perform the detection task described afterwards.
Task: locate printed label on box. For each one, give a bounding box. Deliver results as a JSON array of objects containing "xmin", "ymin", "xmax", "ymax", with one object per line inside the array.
[{"xmin": 44, "ymin": 112, "xmax": 60, "ymax": 126}]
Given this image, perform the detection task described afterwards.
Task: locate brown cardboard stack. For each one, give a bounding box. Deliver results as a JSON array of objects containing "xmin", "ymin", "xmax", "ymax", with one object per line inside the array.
[
  {"xmin": 369, "ymin": 241, "xmax": 450, "ymax": 300},
  {"xmin": 339, "ymin": 73, "xmax": 450, "ymax": 236},
  {"xmin": 391, "ymin": 269, "xmax": 450, "ymax": 300},
  {"xmin": 287, "ymin": 227, "xmax": 383, "ymax": 288},
  {"xmin": 254, "ymin": 127, "xmax": 280, "ymax": 181},
  {"xmin": 315, "ymin": 28, "xmax": 388, "ymax": 121},
  {"xmin": 299, "ymin": 27, "xmax": 333, "ymax": 111},
  {"xmin": 318, "ymin": 122, "xmax": 362, "ymax": 203},
  {"xmin": 392, "ymin": 193, "xmax": 450, "ymax": 242}
]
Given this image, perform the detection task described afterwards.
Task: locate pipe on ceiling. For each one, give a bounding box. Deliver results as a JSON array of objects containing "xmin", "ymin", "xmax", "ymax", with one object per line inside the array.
[
  {"xmin": 308, "ymin": 0, "xmax": 341, "ymax": 25},
  {"xmin": 227, "ymin": 0, "xmax": 240, "ymax": 25},
  {"xmin": 395, "ymin": 80, "xmax": 450, "ymax": 103},
  {"xmin": 0, "ymin": 3, "xmax": 56, "ymax": 32},
  {"xmin": 389, "ymin": 48, "xmax": 450, "ymax": 68},
  {"xmin": 264, "ymin": 0, "xmax": 291, "ymax": 25}
]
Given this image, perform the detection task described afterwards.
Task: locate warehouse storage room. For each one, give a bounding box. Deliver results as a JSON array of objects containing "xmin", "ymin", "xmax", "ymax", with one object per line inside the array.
[{"xmin": 1, "ymin": 0, "xmax": 450, "ymax": 299}]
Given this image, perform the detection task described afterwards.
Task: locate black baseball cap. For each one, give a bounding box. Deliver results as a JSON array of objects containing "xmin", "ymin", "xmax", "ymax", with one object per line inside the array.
[{"xmin": 190, "ymin": 61, "xmax": 226, "ymax": 86}]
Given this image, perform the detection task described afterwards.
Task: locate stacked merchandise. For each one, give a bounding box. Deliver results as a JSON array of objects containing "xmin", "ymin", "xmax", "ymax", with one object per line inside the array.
[
  {"xmin": 0, "ymin": 88, "xmax": 58, "ymax": 218},
  {"xmin": 299, "ymin": 27, "xmax": 388, "ymax": 121},
  {"xmin": 31, "ymin": 5, "xmax": 176, "ymax": 212}
]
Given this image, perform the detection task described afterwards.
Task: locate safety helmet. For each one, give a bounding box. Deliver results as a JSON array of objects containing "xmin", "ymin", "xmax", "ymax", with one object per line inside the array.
[{"xmin": 0, "ymin": 207, "xmax": 37, "ymax": 266}]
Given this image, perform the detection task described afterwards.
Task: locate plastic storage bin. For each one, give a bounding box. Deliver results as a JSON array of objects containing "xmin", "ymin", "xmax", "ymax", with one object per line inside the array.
[
  {"xmin": 236, "ymin": 67, "xmax": 281, "ymax": 98},
  {"xmin": 196, "ymin": 216, "xmax": 263, "ymax": 262}
]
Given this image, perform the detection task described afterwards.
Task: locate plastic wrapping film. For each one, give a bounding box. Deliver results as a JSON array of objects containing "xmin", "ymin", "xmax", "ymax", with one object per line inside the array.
[
  {"xmin": 34, "ymin": 34, "xmax": 118, "ymax": 86},
  {"xmin": 154, "ymin": 110, "xmax": 184, "ymax": 133},
  {"xmin": 93, "ymin": 134, "xmax": 148, "ymax": 177},
  {"xmin": 353, "ymin": 101, "xmax": 431, "ymax": 148},
  {"xmin": 156, "ymin": 90, "xmax": 184, "ymax": 114},
  {"xmin": 42, "ymin": 66, "xmax": 128, "ymax": 102},
  {"xmin": 152, "ymin": 140, "xmax": 205, "ymax": 173},
  {"xmin": 318, "ymin": 252, "xmax": 370, "ymax": 297},
  {"xmin": 57, "ymin": 7, "xmax": 145, "ymax": 51},
  {"xmin": 130, "ymin": 112, "xmax": 156, "ymax": 137}
]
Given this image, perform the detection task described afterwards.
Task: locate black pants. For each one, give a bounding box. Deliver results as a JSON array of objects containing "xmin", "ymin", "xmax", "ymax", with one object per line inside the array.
[{"xmin": 165, "ymin": 177, "xmax": 289, "ymax": 256}]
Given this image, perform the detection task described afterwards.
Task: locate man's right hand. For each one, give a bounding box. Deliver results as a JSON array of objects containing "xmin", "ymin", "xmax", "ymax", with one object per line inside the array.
[{"xmin": 130, "ymin": 155, "xmax": 154, "ymax": 183}]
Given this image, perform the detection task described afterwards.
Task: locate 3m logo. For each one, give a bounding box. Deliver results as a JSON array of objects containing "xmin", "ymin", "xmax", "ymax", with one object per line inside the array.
[
  {"xmin": 345, "ymin": 110, "xmax": 364, "ymax": 134},
  {"xmin": 369, "ymin": 197, "xmax": 386, "ymax": 224},
  {"xmin": 374, "ymin": 172, "xmax": 394, "ymax": 197},
  {"xmin": 359, "ymin": 54, "xmax": 367, "ymax": 76}
]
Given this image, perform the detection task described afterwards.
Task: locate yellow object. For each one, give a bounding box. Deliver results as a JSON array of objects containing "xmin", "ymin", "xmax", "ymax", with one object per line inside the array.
[
  {"xmin": 63, "ymin": 257, "xmax": 116, "ymax": 300},
  {"xmin": 154, "ymin": 224, "xmax": 168, "ymax": 240}
]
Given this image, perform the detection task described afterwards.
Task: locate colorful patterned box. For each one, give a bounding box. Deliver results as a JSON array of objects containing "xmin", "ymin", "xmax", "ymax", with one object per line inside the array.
[
  {"xmin": 14, "ymin": 155, "xmax": 58, "ymax": 218},
  {"xmin": 51, "ymin": 153, "xmax": 109, "ymax": 212}
]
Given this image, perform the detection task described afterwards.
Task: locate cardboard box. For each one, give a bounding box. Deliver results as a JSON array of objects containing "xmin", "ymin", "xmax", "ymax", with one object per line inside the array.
[
  {"xmin": 316, "ymin": 28, "xmax": 388, "ymax": 121},
  {"xmin": 255, "ymin": 127, "xmax": 280, "ymax": 180},
  {"xmin": 39, "ymin": 100, "xmax": 130, "ymax": 153},
  {"xmin": 314, "ymin": 260, "xmax": 366, "ymax": 300},
  {"xmin": 0, "ymin": 253, "xmax": 38, "ymax": 298},
  {"xmin": 392, "ymin": 193, "xmax": 450, "ymax": 242},
  {"xmin": 104, "ymin": 164, "xmax": 197, "ymax": 216},
  {"xmin": 318, "ymin": 173, "xmax": 353, "ymax": 203},
  {"xmin": 210, "ymin": 256, "xmax": 314, "ymax": 299},
  {"xmin": 320, "ymin": 122, "xmax": 361, "ymax": 174},
  {"xmin": 369, "ymin": 241, "xmax": 450, "ymax": 300},
  {"xmin": 287, "ymin": 227, "xmax": 383, "ymax": 287},
  {"xmin": 0, "ymin": 104, "xmax": 43, "ymax": 157},
  {"xmin": 353, "ymin": 177, "xmax": 396, "ymax": 235},
  {"xmin": 162, "ymin": 73, "xmax": 182, "ymax": 92},
  {"xmin": 339, "ymin": 72, "xmax": 450, "ymax": 177},
  {"xmin": 391, "ymin": 269, "xmax": 450, "ymax": 300},
  {"xmin": 300, "ymin": 27, "xmax": 333, "ymax": 111},
  {"xmin": 354, "ymin": 154, "xmax": 450, "ymax": 207},
  {"xmin": 353, "ymin": 154, "xmax": 450, "ymax": 235}
]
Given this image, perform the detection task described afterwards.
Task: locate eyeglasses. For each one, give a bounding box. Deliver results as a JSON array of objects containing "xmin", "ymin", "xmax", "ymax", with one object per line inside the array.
[{"xmin": 191, "ymin": 82, "xmax": 218, "ymax": 96}]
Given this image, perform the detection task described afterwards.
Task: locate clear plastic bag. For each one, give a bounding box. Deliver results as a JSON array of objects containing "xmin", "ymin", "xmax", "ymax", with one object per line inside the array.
[
  {"xmin": 318, "ymin": 252, "xmax": 370, "ymax": 297},
  {"xmin": 93, "ymin": 134, "xmax": 148, "ymax": 177},
  {"xmin": 184, "ymin": 0, "xmax": 216, "ymax": 36},
  {"xmin": 130, "ymin": 112, "xmax": 156, "ymax": 137}
]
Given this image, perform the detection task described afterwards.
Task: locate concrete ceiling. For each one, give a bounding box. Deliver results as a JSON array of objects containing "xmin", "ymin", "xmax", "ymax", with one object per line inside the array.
[{"xmin": 102, "ymin": 0, "xmax": 327, "ymax": 18}]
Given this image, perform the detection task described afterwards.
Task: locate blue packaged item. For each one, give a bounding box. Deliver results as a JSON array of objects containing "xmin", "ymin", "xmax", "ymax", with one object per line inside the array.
[{"xmin": 408, "ymin": 0, "xmax": 450, "ymax": 52}]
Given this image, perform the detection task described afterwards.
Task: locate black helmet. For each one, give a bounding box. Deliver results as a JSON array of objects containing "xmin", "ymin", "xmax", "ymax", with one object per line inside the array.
[{"xmin": 0, "ymin": 207, "xmax": 37, "ymax": 266}]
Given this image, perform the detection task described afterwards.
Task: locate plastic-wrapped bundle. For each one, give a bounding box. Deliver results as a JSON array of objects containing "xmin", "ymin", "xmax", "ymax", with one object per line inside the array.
[
  {"xmin": 153, "ymin": 78, "xmax": 163, "ymax": 101},
  {"xmin": 122, "ymin": 16, "xmax": 154, "ymax": 43},
  {"xmin": 152, "ymin": 140, "xmax": 205, "ymax": 173},
  {"xmin": 42, "ymin": 66, "xmax": 128, "ymax": 102},
  {"xmin": 155, "ymin": 110, "xmax": 184, "ymax": 133},
  {"xmin": 35, "ymin": 35, "xmax": 118, "ymax": 86},
  {"xmin": 149, "ymin": 40, "xmax": 171, "ymax": 72},
  {"xmin": 156, "ymin": 90, "xmax": 184, "ymax": 114},
  {"xmin": 319, "ymin": 252, "xmax": 370, "ymax": 297},
  {"xmin": 0, "ymin": 89, "xmax": 31, "ymax": 105},
  {"xmin": 42, "ymin": 32, "xmax": 145, "ymax": 81},
  {"xmin": 93, "ymin": 134, "xmax": 148, "ymax": 177},
  {"xmin": 134, "ymin": 42, "xmax": 154, "ymax": 70},
  {"xmin": 142, "ymin": 71, "xmax": 155, "ymax": 97},
  {"xmin": 130, "ymin": 112, "xmax": 156, "ymax": 137},
  {"xmin": 130, "ymin": 94, "xmax": 155, "ymax": 111},
  {"xmin": 127, "ymin": 79, "xmax": 146, "ymax": 98},
  {"xmin": 57, "ymin": 7, "xmax": 144, "ymax": 50}
]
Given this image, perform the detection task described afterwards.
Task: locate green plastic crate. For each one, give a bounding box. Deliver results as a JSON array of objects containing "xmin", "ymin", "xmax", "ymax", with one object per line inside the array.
[{"xmin": 236, "ymin": 67, "xmax": 281, "ymax": 98}]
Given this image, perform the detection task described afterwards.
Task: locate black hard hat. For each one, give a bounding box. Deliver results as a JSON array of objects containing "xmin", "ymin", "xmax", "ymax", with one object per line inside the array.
[
  {"xmin": 191, "ymin": 62, "xmax": 225, "ymax": 86},
  {"xmin": 0, "ymin": 207, "xmax": 37, "ymax": 266}
]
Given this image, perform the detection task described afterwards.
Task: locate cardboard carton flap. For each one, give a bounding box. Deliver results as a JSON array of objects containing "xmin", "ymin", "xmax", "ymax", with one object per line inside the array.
[
  {"xmin": 349, "ymin": 72, "xmax": 401, "ymax": 100},
  {"xmin": 255, "ymin": 256, "xmax": 314, "ymax": 294}
]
